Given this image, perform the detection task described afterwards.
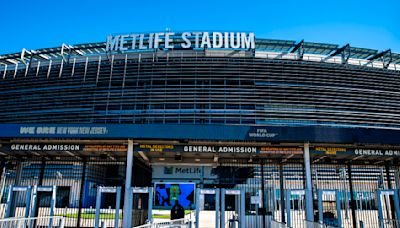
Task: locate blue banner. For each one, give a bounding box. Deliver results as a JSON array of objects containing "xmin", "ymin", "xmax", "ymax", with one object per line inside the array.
[{"xmin": 1, "ymin": 123, "xmax": 400, "ymax": 144}]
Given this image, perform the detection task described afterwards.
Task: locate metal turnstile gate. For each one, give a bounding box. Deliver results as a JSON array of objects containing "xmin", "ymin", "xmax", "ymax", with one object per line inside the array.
[
  {"xmin": 318, "ymin": 189, "xmax": 342, "ymax": 228},
  {"xmin": 5, "ymin": 185, "xmax": 32, "ymax": 218},
  {"xmin": 377, "ymin": 189, "xmax": 400, "ymax": 228},
  {"xmin": 286, "ymin": 189, "xmax": 306, "ymax": 228},
  {"xmin": 94, "ymin": 186, "xmax": 122, "ymax": 228},
  {"xmin": 221, "ymin": 189, "xmax": 245, "ymax": 228},
  {"xmin": 30, "ymin": 185, "xmax": 57, "ymax": 227},
  {"xmin": 5, "ymin": 185, "xmax": 57, "ymax": 227},
  {"xmin": 195, "ymin": 188, "xmax": 220, "ymax": 228},
  {"xmin": 131, "ymin": 187, "xmax": 153, "ymax": 227}
]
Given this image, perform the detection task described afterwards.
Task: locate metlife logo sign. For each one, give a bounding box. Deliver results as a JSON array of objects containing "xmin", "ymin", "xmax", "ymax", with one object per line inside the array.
[
  {"xmin": 153, "ymin": 165, "xmax": 217, "ymax": 180},
  {"xmin": 164, "ymin": 167, "xmax": 174, "ymax": 174}
]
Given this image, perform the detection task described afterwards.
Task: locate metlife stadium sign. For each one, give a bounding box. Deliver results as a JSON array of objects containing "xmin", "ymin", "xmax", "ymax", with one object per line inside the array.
[{"xmin": 106, "ymin": 32, "xmax": 255, "ymax": 51}]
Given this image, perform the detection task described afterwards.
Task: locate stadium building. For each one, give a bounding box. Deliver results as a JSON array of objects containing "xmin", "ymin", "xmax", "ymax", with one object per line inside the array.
[{"xmin": 0, "ymin": 31, "xmax": 400, "ymax": 228}]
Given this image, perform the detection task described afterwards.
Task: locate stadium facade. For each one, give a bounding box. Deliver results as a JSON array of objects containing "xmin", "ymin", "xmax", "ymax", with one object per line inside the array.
[{"xmin": 0, "ymin": 31, "xmax": 400, "ymax": 228}]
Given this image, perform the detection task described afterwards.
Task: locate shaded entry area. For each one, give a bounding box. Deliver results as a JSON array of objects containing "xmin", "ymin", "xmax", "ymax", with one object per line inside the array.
[
  {"xmin": 1, "ymin": 141, "xmax": 400, "ymax": 228},
  {"xmin": 0, "ymin": 152, "xmax": 151, "ymax": 227}
]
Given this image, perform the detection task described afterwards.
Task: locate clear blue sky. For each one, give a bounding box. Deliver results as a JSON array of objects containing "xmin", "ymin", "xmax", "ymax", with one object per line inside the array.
[{"xmin": 1, "ymin": 0, "xmax": 399, "ymax": 54}]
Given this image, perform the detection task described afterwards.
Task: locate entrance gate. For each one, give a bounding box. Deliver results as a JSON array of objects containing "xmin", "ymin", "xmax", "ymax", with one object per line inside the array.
[
  {"xmin": 94, "ymin": 186, "xmax": 122, "ymax": 228},
  {"xmin": 376, "ymin": 189, "xmax": 400, "ymax": 228},
  {"xmin": 286, "ymin": 189, "xmax": 306, "ymax": 228},
  {"xmin": 4, "ymin": 185, "xmax": 32, "ymax": 218},
  {"xmin": 221, "ymin": 189, "xmax": 244, "ymax": 228},
  {"xmin": 195, "ymin": 188, "xmax": 220, "ymax": 228},
  {"xmin": 131, "ymin": 187, "xmax": 153, "ymax": 226},
  {"xmin": 30, "ymin": 185, "xmax": 57, "ymax": 227},
  {"xmin": 318, "ymin": 189, "xmax": 342, "ymax": 228}
]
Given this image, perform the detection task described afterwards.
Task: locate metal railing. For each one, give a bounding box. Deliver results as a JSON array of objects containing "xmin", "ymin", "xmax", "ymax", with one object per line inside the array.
[
  {"xmin": 380, "ymin": 219, "xmax": 400, "ymax": 228},
  {"xmin": 270, "ymin": 219, "xmax": 288, "ymax": 228},
  {"xmin": 0, "ymin": 216, "xmax": 64, "ymax": 228},
  {"xmin": 304, "ymin": 220, "xmax": 336, "ymax": 228},
  {"xmin": 134, "ymin": 218, "xmax": 193, "ymax": 228}
]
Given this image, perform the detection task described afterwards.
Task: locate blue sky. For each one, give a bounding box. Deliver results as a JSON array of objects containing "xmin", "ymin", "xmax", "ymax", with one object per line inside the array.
[{"xmin": 1, "ymin": 0, "xmax": 399, "ymax": 54}]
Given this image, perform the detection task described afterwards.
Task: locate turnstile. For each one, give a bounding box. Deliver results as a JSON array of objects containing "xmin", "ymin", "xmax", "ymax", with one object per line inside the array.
[
  {"xmin": 286, "ymin": 189, "xmax": 306, "ymax": 228},
  {"xmin": 30, "ymin": 185, "xmax": 57, "ymax": 228},
  {"xmin": 132, "ymin": 187, "xmax": 153, "ymax": 225},
  {"xmin": 94, "ymin": 186, "xmax": 122, "ymax": 228},
  {"xmin": 376, "ymin": 189, "xmax": 400, "ymax": 228},
  {"xmin": 5, "ymin": 185, "xmax": 32, "ymax": 218},
  {"xmin": 195, "ymin": 188, "xmax": 220, "ymax": 228},
  {"xmin": 318, "ymin": 189, "xmax": 342, "ymax": 228},
  {"xmin": 221, "ymin": 189, "xmax": 245, "ymax": 228},
  {"xmin": 122, "ymin": 186, "xmax": 153, "ymax": 227},
  {"xmin": 5, "ymin": 185, "xmax": 57, "ymax": 225}
]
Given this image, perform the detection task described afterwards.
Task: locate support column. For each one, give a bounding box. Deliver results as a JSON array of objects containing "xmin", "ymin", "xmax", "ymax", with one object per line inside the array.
[
  {"xmin": 10, "ymin": 161, "xmax": 23, "ymax": 216},
  {"xmin": 14, "ymin": 161, "xmax": 23, "ymax": 186},
  {"xmin": 385, "ymin": 163, "xmax": 397, "ymax": 222},
  {"xmin": 77, "ymin": 158, "xmax": 87, "ymax": 228},
  {"xmin": 394, "ymin": 166, "xmax": 400, "ymax": 189},
  {"xmin": 123, "ymin": 139, "xmax": 134, "ymax": 228},
  {"xmin": 279, "ymin": 163, "xmax": 285, "ymax": 223},
  {"xmin": 260, "ymin": 161, "xmax": 266, "ymax": 227},
  {"xmin": 303, "ymin": 143, "xmax": 314, "ymax": 222},
  {"xmin": 33, "ymin": 158, "xmax": 46, "ymax": 221},
  {"xmin": 0, "ymin": 158, "xmax": 5, "ymax": 183},
  {"xmin": 0, "ymin": 158, "xmax": 6, "ymax": 204},
  {"xmin": 347, "ymin": 163, "xmax": 357, "ymax": 228}
]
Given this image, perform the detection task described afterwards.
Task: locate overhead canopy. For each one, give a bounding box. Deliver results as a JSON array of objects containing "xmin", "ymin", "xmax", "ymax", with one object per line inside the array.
[{"xmin": 0, "ymin": 36, "xmax": 398, "ymax": 70}]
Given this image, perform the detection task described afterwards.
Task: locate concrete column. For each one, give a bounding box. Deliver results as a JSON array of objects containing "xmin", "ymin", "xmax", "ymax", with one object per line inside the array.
[
  {"xmin": 303, "ymin": 143, "xmax": 314, "ymax": 221},
  {"xmin": 122, "ymin": 140, "xmax": 134, "ymax": 228}
]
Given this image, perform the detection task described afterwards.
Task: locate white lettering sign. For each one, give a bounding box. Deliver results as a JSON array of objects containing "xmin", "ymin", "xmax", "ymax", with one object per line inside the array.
[
  {"xmin": 183, "ymin": 146, "xmax": 256, "ymax": 153},
  {"xmin": 200, "ymin": 189, "xmax": 216, "ymax": 195},
  {"xmin": 106, "ymin": 32, "xmax": 255, "ymax": 52},
  {"xmin": 355, "ymin": 149, "xmax": 400, "ymax": 156},
  {"xmin": 225, "ymin": 190, "xmax": 241, "ymax": 195}
]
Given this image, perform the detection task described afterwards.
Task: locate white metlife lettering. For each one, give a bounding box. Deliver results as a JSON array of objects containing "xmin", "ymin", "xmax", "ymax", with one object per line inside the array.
[
  {"xmin": 106, "ymin": 31, "xmax": 256, "ymax": 52},
  {"xmin": 165, "ymin": 32, "xmax": 174, "ymax": 49},
  {"xmin": 181, "ymin": 32, "xmax": 191, "ymax": 48},
  {"xmin": 119, "ymin": 34, "xmax": 129, "ymax": 51},
  {"xmin": 212, "ymin": 32, "xmax": 223, "ymax": 48},
  {"xmin": 106, "ymin": 35, "xmax": 120, "ymax": 51},
  {"xmin": 153, "ymin": 32, "xmax": 164, "ymax": 49}
]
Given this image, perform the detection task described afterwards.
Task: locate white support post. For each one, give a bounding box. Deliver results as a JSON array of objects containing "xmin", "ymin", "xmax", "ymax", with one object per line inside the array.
[
  {"xmin": 304, "ymin": 143, "xmax": 314, "ymax": 222},
  {"xmin": 122, "ymin": 140, "xmax": 134, "ymax": 228}
]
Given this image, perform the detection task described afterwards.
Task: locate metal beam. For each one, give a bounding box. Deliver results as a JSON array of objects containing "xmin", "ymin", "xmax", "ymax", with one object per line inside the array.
[
  {"xmin": 291, "ymin": 40, "xmax": 304, "ymax": 59},
  {"xmin": 329, "ymin": 44, "xmax": 350, "ymax": 58},
  {"xmin": 322, "ymin": 44, "xmax": 351, "ymax": 64},
  {"xmin": 20, "ymin": 48, "xmax": 31, "ymax": 65},
  {"xmin": 367, "ymin": 49, "xmax": 391, "ymax": 61},
  {"xmin": 366, "ymin": 49, "xmax": 392, "ymax": 68}
]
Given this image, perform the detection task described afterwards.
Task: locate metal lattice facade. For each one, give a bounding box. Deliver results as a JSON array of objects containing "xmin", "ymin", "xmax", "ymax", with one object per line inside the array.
[{"xmin": 0, "ymin": 53, "xmax": 399, "ymax": 130}]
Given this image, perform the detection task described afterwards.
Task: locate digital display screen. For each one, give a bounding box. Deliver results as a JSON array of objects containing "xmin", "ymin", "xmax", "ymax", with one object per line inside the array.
[{"xmin": 154, "ymin": 183, "xmax": 195, "ymax": 209}]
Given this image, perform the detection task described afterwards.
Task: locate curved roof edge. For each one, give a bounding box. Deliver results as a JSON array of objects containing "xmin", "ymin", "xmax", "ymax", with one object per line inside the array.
[{"xmin": 0, "ymin": 38, "xmax": 399, "ymax": 72}]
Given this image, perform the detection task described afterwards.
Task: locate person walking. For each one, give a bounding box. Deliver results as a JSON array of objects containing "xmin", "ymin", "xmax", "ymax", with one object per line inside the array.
[{"xmin": 170, "ymin": 200, "xmax": 185, "ymax": 220}]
